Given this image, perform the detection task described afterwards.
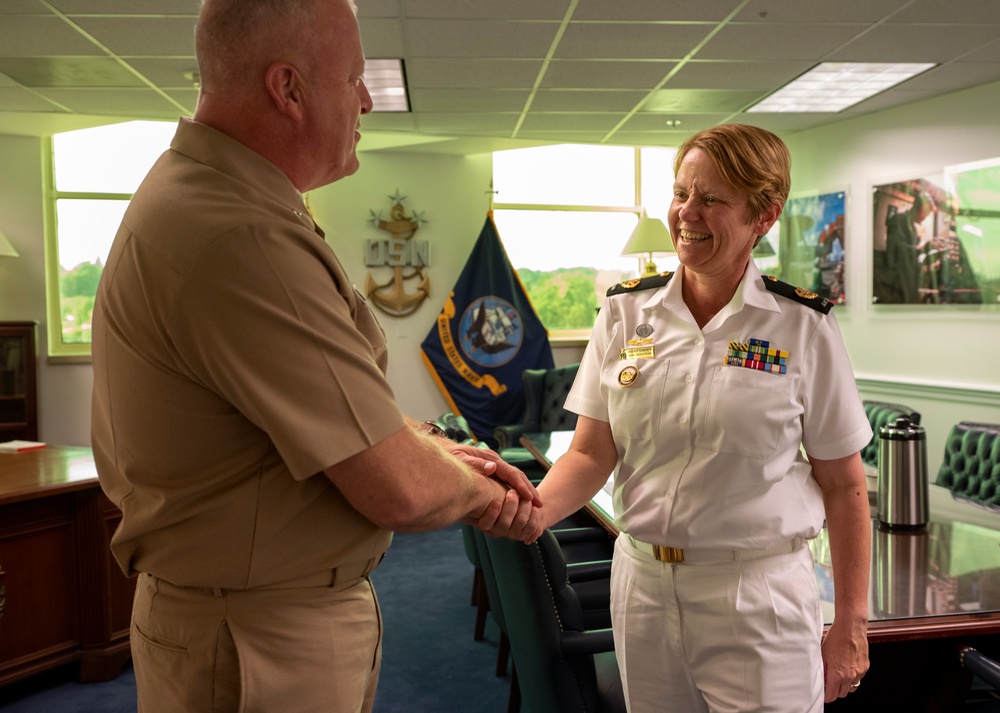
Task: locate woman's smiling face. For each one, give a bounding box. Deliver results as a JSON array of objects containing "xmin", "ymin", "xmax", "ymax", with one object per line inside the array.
[{"xmin": 668, "ymin": 147, "xmax": 777, "ymax": 281}]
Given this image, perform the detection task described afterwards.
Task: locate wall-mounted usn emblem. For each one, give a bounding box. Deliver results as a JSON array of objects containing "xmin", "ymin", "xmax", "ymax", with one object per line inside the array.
[{"xmin": 364, "ymin": 191, "xmax": 431, "ymax": 317}]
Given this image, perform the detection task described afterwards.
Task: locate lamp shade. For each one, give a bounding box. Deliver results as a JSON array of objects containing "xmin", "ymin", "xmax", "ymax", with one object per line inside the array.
[
  {"xmin": 0, "ymin": 228, "xmax": 18, "ymax": 258},
  {"xmin": 620, "ymin": 213, "xmax": 674, "ymax": 258}
]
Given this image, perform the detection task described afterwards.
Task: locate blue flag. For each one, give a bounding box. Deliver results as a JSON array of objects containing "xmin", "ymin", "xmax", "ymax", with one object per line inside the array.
[{"xmin": 420, "ymin": 214, "xmax": 554, "ymax": 447}]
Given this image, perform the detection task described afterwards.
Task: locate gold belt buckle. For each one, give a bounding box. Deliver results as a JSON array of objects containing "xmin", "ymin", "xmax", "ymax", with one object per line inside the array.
[{"xmin": 653, "ymin": 545, "xmax": 685, "ymax": 563}]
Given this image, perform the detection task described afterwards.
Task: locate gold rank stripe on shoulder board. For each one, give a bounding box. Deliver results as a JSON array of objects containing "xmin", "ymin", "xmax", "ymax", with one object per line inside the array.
[
  {"xmin": 606, "ymin": 271, "xmax": 674, "ymax": 297},
  {"xmin": 760, "ymin": 275, "xmax": 833, "ymax": 314}
]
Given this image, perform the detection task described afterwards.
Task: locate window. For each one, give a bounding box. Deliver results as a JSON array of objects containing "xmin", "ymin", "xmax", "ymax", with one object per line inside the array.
[
  {"xmin": 44, "ymin": 120, "xmax": 175, "ymax": 358},
  {"xmin": 492, "ymin": 144, "xmax": 678, "ymax": 338}
]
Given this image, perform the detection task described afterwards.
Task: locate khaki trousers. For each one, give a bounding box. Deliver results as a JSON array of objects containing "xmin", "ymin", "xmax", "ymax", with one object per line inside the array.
[
  {"xmin": 611, "ymin": 535, "xmax": 824, "ymax": 713},
  {"xmin": 130, "ymin": 571, "xmax": 382, "ymax": 713}
]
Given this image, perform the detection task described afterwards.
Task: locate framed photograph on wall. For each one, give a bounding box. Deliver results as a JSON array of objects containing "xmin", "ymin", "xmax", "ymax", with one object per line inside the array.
[
  {"xmin": 872, "ymin": 169, "xmax": 991, "ymax": 305},
  {"xmin": 761, "ymin": 189, "xmax": 847, "ymax": 303}
]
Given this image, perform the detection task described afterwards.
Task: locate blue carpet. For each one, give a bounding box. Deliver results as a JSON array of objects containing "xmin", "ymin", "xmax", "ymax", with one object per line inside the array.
[{"xmin": 0, "ymin": 526, "xmax": 511, "ymax": 713}]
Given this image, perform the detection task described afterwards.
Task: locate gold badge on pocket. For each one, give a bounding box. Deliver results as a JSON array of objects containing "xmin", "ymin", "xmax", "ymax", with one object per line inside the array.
[{"xmin": 618, "ymin": 365, "xmax": 639, "ymax": 387}]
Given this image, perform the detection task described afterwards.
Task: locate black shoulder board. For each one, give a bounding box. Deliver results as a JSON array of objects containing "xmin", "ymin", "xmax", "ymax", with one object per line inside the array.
[
  {"xmin": 761, "ymin": 275, "xmax": 833, "ymax": 314},
  {"xmin": 606, "ymin": 271, "xmax": 674, "ymax": 298}
]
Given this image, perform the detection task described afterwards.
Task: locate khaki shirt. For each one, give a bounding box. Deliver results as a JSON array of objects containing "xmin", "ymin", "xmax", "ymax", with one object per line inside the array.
[{"xmin": 92, "ymin": 118, "xmax": 403, "ymax": 588}]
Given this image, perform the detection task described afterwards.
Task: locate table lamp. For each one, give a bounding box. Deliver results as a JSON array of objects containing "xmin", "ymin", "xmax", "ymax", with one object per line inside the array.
[
  {"xmin": 621, "ymin": 211, "xmax": 674, "ymax": 276},
  {"xmin": 0, "ymin": 228, "xmax": 18, "ymax": 258}
]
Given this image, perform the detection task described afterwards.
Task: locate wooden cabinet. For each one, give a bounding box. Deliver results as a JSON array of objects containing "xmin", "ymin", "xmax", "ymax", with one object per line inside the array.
[
  {"xmin": 0, "ymin": 322, "xmax": 38, "ymax": 442},
  {"xmin": 0, "ymin": 447, "xmax": 134, "ymax": 687}
]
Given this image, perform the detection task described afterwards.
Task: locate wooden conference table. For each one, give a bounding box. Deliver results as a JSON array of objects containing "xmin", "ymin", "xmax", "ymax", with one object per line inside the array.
[
  {"xmin": 0, "ymin": 445, "xmax": 134, "ymax": 688},
  {"xmin": 521, "ymin": 431, "xmax": 1000, "ymax": 711}
]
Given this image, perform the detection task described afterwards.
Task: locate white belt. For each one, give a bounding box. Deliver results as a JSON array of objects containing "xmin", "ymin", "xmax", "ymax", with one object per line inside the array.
[{"xmin": 623, "ymin": 533, "xmax": 804, "ymax": 564}]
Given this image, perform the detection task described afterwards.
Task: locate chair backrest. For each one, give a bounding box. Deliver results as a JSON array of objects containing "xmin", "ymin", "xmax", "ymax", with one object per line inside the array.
[
  {"xmin": 483, "ymin": 530, "xmax": 607, "ymax": 713},
  {"xmin": 861, "ymin": 401, "xmax": 922, "ymax": 467},
  {"xmin": 935, "ymin": 421, "xmax": 1000, "ymax": 509},
  {"xmin": 522, "ymin": 363, "xmax": 580, "ymax": 433}
]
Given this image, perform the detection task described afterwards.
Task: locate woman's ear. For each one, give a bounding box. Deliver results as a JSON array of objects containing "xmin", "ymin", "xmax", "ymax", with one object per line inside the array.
[
  {"xmin": 754, "ymin": 201, "xmax": 782, "ymax": 237},
  {"xmin": 264, "ymin": 62, "xmax": 305, "ymax": 121}
]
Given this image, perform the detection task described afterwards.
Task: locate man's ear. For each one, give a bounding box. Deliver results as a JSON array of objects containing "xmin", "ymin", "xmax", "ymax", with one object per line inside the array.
[{"xmin": 265, "ymin": 62, "xmax": 305, "ymax": 121}]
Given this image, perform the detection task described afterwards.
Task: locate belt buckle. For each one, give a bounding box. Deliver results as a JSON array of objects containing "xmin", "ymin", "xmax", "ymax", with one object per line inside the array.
[{"xmin": 653, "ymin": 545, "xmax": 684, "ymax": 563}]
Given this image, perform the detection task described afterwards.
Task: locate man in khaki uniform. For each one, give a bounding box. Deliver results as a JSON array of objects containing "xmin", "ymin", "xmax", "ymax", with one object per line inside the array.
[{"xmin": 90, "ymin": 1, "xmax": 542, "ymax": 711}]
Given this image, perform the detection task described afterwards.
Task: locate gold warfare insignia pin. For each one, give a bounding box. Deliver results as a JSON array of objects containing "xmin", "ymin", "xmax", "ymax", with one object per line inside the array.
[
  {"xmin": 626, "ymin": 337, "xmax": 654, "ymax": 346},
  {"xmin": 795, "ymin": 287, "xmax": 819, "ymax": 300},
  {"xmin": 618, "ymin": 365, "xmax": 639, "ymax": 387}
]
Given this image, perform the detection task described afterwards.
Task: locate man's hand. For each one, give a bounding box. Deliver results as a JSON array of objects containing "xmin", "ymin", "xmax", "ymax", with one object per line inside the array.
[
  {"xmin": 446, "ymin": 442, "xmax": 542, "ymax": 507},
  {"xmin": 469, "ymin": 486, "xmax": 544, "ymax": 544}
]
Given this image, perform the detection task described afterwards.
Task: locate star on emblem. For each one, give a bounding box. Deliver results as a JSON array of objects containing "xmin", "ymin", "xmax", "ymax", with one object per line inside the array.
[
  {"xmin": 388, "ymin": 189, "xmax": 407, "ymax": 205},
  {"xmin": 368, "ymin": 209, "xmax": 383, "ymax": 226},
  {"xmin": 412, "ymin": 210, "xmax": 429, "ymax": 228}
]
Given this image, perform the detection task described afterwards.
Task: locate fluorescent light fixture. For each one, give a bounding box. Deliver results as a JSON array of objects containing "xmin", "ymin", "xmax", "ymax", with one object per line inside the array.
[
  {"xmin": 363, "ymin": 59, "xmax": 410, "ymax": 113},
  {"xmin": 747, "ymin": 62, "xmax": 936, "ymax": 113}
]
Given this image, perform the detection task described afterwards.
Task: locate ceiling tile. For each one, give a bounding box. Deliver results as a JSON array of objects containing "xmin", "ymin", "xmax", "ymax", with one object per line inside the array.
[
  {"xmin": 518, "ymin": 113, "xmax": 624, "ymax": 132},
  {"xmin": 415, "ymin": 112, "xmax": 521, "ymax": 133},
  {"xmin": 123, "ymin": 58, "xmax": 200, "ymax": 89},
  {"xmin": 50, "ymin": 0, "xmax": 199, "ymax": 13},
  {"xmin": 540, "ymin": 59, "xmax": 676, "ymax": 89},
  {"xmin": 732, "ymin": 0, "xmax": 911, "ymax": 23},
  {"xmin": 0, "ymin": 16, "xmax": 105, "ymax": 56},
  {"xmin": 698, "ymin": 23, "xmax": 867, "ymax": 60},
  {"xmin": 829, "ymin": 24, "xmax": 1000, "ymax": 63},
  {"xmin": 0, "ymin": 57, "xmax": 144, "ymax": 87},
  {"xmin": 355, "ymin": 0, "xmax": 400, "ymax": 19},
  {"xmin": 404, "ymin": 19, "xmax": 558, "ymax": 58},
  {"xmin": 667, "ymin": 60, "xmax": 813, "ymax": 90},
  {"xmin": 0, "ymin": 1, "xmax": 48, "ymax": 14},
  {"xmin": 406, "ymin": 58, "xmax": 542, "ymax": 89},
  {"xmin": 0, "ymin": 86, "xmax": 66, "ymax": 111},
  {"xmin": 573, "ymin": 0, "xmax": 743, "ymax": 22},
  {"xmin": 411, "ymin": 88, "xmax": 529, "ymax": 112},
  {"xmin": 889, "ymin": 0, "xmax": 1000, "ymax": 24},
  {"xmin": 900, "ymin": 62, "xmax": 1000, "ymax": 92},
  {"xmin": 530, "ymin": 89, "xmax": 649, "ymax": 112},
  {"xmin": 38, "ymin": 87, "xmax": 185, "ymax": 114},
  {"xmin": 402, "ymin": 0, "xmax": 569, "ymax": 21},
  {"xmin": 359, "ymin": 18, "xmax": 406, "ymax": 57},
  {"xmin": 641, "ymin": 89, "xmax": 762, "ymax": 113},
  {"xmin": 71, "ymin": 17, "xmax": 197, "ymax": 56},
  {"xmin": 556, "ymin": 22, "xmax": 709, "ymax": 59},
  {"xmin": 621, "ymin": 112, "xmax": 730, "ymax": 132}
]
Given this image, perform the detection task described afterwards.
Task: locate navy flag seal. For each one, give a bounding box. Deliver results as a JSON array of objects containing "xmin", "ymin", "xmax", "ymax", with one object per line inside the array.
[{"xmin": 761, "ymin": 275, "xmax": 833, "ymax": 314}]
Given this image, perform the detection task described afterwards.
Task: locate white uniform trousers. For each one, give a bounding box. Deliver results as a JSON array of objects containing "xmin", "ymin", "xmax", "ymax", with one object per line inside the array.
[{"xmin": 610, "ymin": 534, "xmax": 824, "ymax": 713}]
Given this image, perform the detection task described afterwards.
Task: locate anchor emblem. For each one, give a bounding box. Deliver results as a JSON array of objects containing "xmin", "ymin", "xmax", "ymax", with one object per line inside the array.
[{"xmin": 364, "ymin": 191, "xmax": 431, "ymax": 317}]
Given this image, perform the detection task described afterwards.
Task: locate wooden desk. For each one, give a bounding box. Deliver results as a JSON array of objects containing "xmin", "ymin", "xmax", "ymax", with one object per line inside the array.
[
  {"xmin": 0, "ymin": 446, "xmax": 134, "ymax": 687},
  {"xmin": 522, "ymin": 431, "xmax": 1000, "ymax": 710}
]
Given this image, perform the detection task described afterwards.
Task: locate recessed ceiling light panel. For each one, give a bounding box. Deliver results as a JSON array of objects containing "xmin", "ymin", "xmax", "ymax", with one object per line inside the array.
[
  {"xmin": 363, "ymin": 58, "xmax": 410, "ymax": 113},
  {"xmin": 747, "ymin": 62, "xmax": 936, "ymax": 113}
]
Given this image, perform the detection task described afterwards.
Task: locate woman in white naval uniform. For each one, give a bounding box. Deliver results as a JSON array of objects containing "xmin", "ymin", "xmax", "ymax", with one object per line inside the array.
[{"xmin": 531, "ymin": 124, "xmax": 872, "ymax": 712}]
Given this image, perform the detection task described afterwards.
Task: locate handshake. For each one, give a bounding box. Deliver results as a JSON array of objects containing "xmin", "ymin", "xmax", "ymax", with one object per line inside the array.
[{"xmin": 448, "ymin": 440, "xmax": 545, "ymax": 545}]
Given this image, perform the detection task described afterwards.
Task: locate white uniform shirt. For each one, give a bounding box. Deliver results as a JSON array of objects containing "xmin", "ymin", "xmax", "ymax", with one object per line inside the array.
[{"xmin": 566, "ymin": 261, "xmax": 871, "ymax": 550}]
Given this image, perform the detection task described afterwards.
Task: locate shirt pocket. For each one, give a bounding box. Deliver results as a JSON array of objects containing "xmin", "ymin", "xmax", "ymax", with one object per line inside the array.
[
  {"xmin": 605, "ymin": 357, "xmax": 670, "ymax": 441},
  {"xmin": 703, "ymin": 364, "xmax": 792, "ymax": 460}
]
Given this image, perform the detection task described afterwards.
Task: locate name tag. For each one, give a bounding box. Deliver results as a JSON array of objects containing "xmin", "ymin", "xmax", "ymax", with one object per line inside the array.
[{"xmin": 620, "ymin": 345, "xmax": 655, "ymax": 360}]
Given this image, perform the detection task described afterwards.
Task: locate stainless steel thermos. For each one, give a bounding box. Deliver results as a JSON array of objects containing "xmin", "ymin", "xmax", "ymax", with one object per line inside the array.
[{"xmin": 877, "ymin": 416, "xmax": 929, "ymax": 529}]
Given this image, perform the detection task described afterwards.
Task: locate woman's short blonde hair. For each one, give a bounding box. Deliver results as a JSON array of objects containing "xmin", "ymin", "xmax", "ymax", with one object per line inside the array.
[{"xmin": 674, "ymin": 124, "xmax": 791, "ymax": 225}]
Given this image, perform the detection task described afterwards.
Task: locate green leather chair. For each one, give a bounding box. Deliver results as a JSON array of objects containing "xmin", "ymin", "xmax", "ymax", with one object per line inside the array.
[
  {"xmin": 935, "ymin": 421, "xmax": 1000, "ymax": 511},
  {"xmin": 484, "ymin": 530, "xmax": 624, "ymax": 713},
  {"xmin": 494, "ymin": 363, "xmax": 581, "ymax": 473}
]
